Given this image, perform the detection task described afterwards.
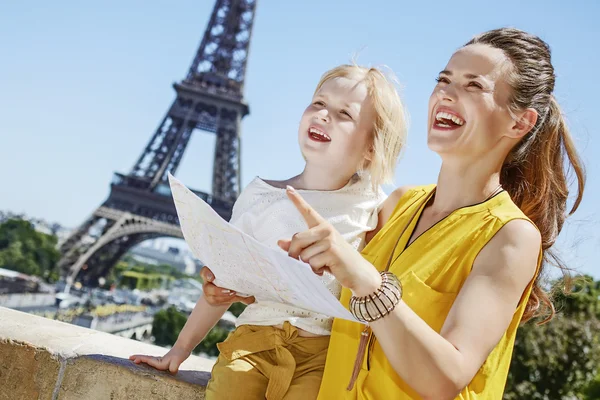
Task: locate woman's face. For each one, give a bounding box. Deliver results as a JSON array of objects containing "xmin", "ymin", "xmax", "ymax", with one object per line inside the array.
[{"xmin": 427, "ymin": 43, "xmax": 517, "ymax": 160}]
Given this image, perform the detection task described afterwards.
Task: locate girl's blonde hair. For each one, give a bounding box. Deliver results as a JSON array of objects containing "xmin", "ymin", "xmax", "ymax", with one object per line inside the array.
[{"xmin": 313, "ymin": 64, "xmax": 408, "ymax": 187}]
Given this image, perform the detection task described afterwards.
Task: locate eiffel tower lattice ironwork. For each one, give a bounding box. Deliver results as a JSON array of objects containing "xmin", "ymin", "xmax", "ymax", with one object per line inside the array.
[{"xmin": 57, "ymin": 0, "xmax": 256, "ymax": 288}]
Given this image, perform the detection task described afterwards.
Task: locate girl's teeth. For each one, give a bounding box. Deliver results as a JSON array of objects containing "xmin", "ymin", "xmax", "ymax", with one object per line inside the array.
[{"xmin": 309, "ymin": 128, "xmax": 330, "ymax": 140}]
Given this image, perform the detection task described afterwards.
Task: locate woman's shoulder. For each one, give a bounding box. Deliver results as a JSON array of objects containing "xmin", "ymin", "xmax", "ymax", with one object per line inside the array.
[
  {"xmin": 388, "ymin": 185, "xmax": 418, "ymax": 202},
  {"xmin": 473, "ymin": 218, "xmax": 541, "ymax": 295},
  {"xmin": 365, "ymin": 185, "xmax": 434, "ymax": 242},
  {"xmin": 487, "ymin": 193, "xmax": 534, "ymax": 223},
  {"xmin": 390, "ymin": 184, "xmax": 436, "ymax": 199},
  {"xmin": 379, "ymin": 185, "xmax": 434, "ymax": 222},
  {"xmin": 497, "ymin": 218, "xmax": 541, "ymax": 245}
]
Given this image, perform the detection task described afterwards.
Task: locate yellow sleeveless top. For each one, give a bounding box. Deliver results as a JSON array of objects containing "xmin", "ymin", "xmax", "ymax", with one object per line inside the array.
[{"xmin": 317, "ymin": 185, "xmax": 541, "ymax": 400}]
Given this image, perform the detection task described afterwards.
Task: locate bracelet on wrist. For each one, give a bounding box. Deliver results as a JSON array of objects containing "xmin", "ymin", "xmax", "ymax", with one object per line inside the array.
[{"xmin": 349, "ymin": 271, "xmax": 402, "ymax": 323}]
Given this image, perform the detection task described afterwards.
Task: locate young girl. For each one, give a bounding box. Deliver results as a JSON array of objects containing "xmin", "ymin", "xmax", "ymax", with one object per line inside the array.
[{"xmin": 130, "ymin": 63, "xmax": 407, "ymax": 399}]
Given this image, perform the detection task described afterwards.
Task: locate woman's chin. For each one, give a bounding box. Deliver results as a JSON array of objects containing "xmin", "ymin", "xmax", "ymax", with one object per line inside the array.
[{"xmin": 427, "ymin": 134, "xmax": 455, "ymax": 154}]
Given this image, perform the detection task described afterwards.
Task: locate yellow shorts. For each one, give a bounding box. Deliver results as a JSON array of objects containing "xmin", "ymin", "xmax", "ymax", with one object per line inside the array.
[{"xmin": 205, "ymin": 322, "xmax": 330, "ymax": 400}]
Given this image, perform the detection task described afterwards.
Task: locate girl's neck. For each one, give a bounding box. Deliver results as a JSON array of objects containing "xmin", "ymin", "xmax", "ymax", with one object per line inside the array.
[
  {"xmin": 431, "ymin": 156, "xmax": 503, "ymax": 216},
  {"xmin": 290, "ymin": 163, "xmax": 354, "ymax": 191}
]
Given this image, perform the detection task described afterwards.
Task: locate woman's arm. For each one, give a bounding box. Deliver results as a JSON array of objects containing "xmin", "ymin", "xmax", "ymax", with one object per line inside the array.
[
  {"xmin": 367, "ymin": 220, "xmax": 540, "ymax": 399},
  {"xmin": 281, "ymin": 187, "xmax": 540, "ymax": 399}
]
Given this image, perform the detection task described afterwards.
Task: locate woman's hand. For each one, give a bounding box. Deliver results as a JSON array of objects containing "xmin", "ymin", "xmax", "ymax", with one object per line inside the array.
[
  {"xmin": 277, "ymin": 186, "xmax": 382, "ymax": 296},
  {"xmin": 200, "ymin": 267, "xmax": 256, "ymax": 306},
  {"xmin": 129, "ymin": 346, "xmax": 191, "ymax": 374}
]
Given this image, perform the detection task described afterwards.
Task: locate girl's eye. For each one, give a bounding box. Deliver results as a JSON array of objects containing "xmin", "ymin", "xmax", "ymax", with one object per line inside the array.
[
  {"xmin": 435, "ymin": 76, "xmax": 450, "ymax": 84},
  {"xmin": 468, "ymin": 81, "xmax": 483, "ymax": 89},
  {"xmin": 341, "ymin": 110, "xmax": 353, "ymax": 119},
  {"xmin": 313, "ymin": 101, "xmax": 325, "ymax": 106}
]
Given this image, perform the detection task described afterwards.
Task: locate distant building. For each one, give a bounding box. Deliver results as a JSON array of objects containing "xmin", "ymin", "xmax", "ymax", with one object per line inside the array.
[{"xmin": 128, "ymin": 244, "xmax": 200, "ymax": 275}]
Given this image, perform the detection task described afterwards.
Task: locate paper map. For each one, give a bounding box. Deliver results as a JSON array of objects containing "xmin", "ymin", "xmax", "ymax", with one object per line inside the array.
[{"xmin": 168, "ymin": 174, "xmax": 359, "ymax": 322}]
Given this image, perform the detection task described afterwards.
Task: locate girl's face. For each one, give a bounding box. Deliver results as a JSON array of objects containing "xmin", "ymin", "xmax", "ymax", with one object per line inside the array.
[
  {"xmin": 298, "ymin": 76, "xmax": 375, "ymax": 177},
  {"xmin": 427, "ymin": 43, "xmax": 517, "ymax": 160}
]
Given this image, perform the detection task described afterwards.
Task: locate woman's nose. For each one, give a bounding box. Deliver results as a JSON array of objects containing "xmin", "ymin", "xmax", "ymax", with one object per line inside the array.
[{"xmin": 437, "ymin": 85, "xmax": 457, "ymax": 103}]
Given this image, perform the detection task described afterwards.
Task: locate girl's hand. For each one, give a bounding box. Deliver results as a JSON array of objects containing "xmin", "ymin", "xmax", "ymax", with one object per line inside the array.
[
  {"xmin": 200, "ymin": 267, "xmax": 256, "ymax": 306},
  {"xmin": 129, "ymin": 346, "xmax": 191, "ymax": 374},
  {"xmin": 277, "ymin": 186, "xmax": 382, "ymax": 296}
]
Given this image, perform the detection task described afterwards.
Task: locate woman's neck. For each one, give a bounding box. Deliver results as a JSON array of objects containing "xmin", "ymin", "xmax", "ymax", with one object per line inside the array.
[{"xmin": 431, "ymin": 157, "xmax": 503, "ymax": 215}]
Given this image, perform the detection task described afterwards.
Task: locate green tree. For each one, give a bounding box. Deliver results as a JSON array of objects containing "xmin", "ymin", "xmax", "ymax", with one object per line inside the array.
[
  {"xmin": 227, "ymin": 302, "xmax": 246, "ymax": 318},
  {"xmin": 194, "ymin": 325, "xmax": 230, "ymax": 357},
  {"xmin": 152, "ymin": 306, "xmax": 230, "ymax": 357},
  {"xmin": 152, "ymin": 306, "xmax": 189, "ymax": 347},
  {"xmin": 0, "ymin": 218, "xmax": 60, "ymax": 280},
  {"xmin": 505, "ymin": 276, "xmax": 600, "ymax": 400},
  {"xmin": 584, "ymin": 374, "xmax": 600, "ymax": 400}
]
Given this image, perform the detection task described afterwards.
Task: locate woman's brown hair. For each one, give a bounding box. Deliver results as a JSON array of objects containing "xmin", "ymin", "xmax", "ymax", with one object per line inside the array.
[{"xmin": 465, "ymin": 28, "xmax": 586, "ymax": 323}]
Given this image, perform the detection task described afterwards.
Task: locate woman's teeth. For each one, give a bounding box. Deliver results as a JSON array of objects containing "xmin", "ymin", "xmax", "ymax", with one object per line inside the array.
[{"xmin": 435, "ymin": 111, "xmax": 465, "ymax": 126}]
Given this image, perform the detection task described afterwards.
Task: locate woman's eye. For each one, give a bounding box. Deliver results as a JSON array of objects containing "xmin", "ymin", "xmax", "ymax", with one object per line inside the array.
[{"xmin": 435, "ymin": 77, "xmax": 450, "ymax": 84}]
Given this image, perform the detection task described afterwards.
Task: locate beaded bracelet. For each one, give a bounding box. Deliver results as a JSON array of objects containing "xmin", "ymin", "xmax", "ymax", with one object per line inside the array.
[{"xmin": 349, "ymin": 271, "xmax": 403, "ymax": 323}]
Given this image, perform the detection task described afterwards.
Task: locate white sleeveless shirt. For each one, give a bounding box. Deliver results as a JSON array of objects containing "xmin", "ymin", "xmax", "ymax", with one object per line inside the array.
[{"xmin": 230, "ymin": 176, "xmax": 385, "ymax": 335}]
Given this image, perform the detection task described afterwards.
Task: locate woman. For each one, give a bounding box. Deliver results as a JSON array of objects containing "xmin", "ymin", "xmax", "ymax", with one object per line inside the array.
[{"xmin": 203, "ymin": 28, "xmax": 585, "ymax": 399}]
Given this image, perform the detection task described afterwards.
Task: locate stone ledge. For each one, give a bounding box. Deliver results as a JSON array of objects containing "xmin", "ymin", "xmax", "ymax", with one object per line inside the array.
[{"xmin": 0, "ymin": 307, "xmax": 214, "ymax": 400}]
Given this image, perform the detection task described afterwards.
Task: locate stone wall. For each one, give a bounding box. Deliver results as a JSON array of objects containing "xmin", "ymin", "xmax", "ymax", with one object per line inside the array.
[
  {"xmin": 0, "ymin": 307, "xmax": 214, "ymax": 400},
  {"xmin": 0, "ymin": 293, "xmax": 55, "ymax": 309}
]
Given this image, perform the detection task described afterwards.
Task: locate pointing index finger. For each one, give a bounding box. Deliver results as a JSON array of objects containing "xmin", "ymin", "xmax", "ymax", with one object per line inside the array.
[{"xmin": 286, "ymin": 186, "xmax": 326, "ymax": 228}]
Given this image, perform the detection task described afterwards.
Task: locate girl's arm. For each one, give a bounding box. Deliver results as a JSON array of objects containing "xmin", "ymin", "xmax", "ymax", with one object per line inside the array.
[
  {"xmin": 173, "ymin": 295, "xmax": 229, "ymax": 352},
  {"xmin": 129, "ymin": 293, "xmax": 229, "ymax": 373}
]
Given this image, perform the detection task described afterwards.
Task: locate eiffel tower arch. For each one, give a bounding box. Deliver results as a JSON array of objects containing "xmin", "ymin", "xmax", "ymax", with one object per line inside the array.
[{"xmin": 57, "ymin": 0, "xmax": 257, "ymax": 288}]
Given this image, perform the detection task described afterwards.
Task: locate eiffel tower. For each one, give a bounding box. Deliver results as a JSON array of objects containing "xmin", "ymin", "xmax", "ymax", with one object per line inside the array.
[{"xmin": 57, "ymin": 0, "xmax": 257, "ymax": 289}]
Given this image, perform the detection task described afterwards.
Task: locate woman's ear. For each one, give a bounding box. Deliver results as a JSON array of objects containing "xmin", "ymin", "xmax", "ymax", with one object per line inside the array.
[{"xmin": 509, "ymin": 108, "xmax": 538, "ymax": 139}]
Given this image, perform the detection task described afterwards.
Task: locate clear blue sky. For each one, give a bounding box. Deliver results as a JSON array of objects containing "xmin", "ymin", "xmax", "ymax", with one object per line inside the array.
[{"xmin": 0, "ymin": 1, "xmax": 598, "ymax": 278}]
